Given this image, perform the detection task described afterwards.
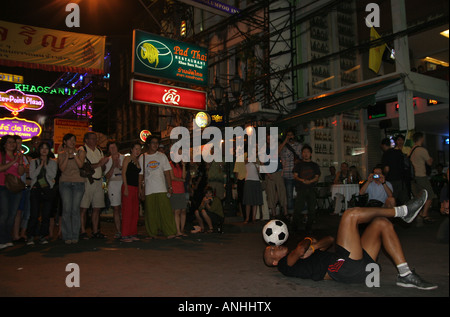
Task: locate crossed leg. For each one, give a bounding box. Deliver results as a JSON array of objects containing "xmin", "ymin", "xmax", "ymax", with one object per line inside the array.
[{"xmin": 336, "ymin": 207, "xmax": 406, "ymax": 265}]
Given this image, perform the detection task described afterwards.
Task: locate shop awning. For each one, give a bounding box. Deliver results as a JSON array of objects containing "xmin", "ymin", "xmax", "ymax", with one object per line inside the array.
[{"xmin": 275, "ymin": 74, "xmax": 403, "ymax": 128}]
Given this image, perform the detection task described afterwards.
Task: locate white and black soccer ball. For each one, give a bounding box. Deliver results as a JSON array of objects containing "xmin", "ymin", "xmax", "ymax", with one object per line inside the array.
[{"xmin": 262, "ymin": 220, "xmax": 289, "ymax": 246}]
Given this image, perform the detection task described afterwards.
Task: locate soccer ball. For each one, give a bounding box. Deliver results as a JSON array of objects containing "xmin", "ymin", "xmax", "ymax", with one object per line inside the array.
[{"xmin": 262, "ymin": 220, "xmax": 289, "ymax": 246}]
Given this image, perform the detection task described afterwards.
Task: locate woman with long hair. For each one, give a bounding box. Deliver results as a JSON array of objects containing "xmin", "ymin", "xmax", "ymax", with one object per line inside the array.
[
  {"xmin": 120, "ymin": 142, "xmax": 142, "ymax": 242},
  {"xmin": 169, "ymin": 152, "xmax": 188, "ymax": 237},
  {"xmin": 27, "ymin": 142, "xmax": 58, "ymax": 245},
  {"xmin": 57, "ymin": 133, "xmax": 86, "ymax": 244},
  {"xmin": 0, "ymin": 135, "xmax": 25, "ymax": 249}
]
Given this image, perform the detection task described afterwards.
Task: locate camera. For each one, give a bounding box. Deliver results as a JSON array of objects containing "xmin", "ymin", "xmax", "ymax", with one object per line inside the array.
[{"xmin": 373, "ymin": 174, "xmax": 380, "ymax": 179}]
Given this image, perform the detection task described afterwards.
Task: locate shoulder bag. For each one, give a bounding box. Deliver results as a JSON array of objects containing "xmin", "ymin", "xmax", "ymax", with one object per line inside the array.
[{"xmin": 1, "ymin": 153, "xmax": 25, "ymax": 194}]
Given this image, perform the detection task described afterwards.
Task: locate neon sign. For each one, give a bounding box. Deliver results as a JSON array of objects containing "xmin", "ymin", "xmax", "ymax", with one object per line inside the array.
[
  {"xmin": 132, "ymin": 30, "xmax": 208, "ymax": 86},
  {"xmin": 14, "ymin": 84, "xmax": 77, "ymax": 96},
  {"xmin": 140, "ymin": 130, "xmax": 151, "ymax": 142},
  {"xmin": 0, "ymin": 72, "xmax": 23, "ymax": 84},
  {"xmin": 0, "ymin": 117, "xmax": 42, "ymax": 141},
  {"xmin": 0, "ymin": 89, "xmax": 44, "ymax": 116}
]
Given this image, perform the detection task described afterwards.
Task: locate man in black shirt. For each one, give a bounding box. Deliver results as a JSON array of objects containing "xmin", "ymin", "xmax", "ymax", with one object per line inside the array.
[
  {"xmin": 264, "ymin": 189, "xmax": 437, "ymax": 290},
  {"xmin": 381, "ymin": 138, "xmax": 409, "ymax": 205},
  {"xmin": 292, "ymin": 144, "xmax": 321, "ymax": 234}
]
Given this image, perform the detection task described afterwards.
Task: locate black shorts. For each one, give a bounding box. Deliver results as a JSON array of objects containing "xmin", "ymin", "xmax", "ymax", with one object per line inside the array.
[{"xmin": 327, "ymin": 244, "xmax": 377, "ymax": 284}]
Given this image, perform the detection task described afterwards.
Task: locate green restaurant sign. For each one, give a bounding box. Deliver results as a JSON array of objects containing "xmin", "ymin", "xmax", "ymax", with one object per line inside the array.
[{"xmin": 132, "ymin": 30, "xmax": 208, "ymax": 86}]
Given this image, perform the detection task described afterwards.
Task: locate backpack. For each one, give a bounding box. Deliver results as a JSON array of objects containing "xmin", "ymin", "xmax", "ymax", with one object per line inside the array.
[{"xmin": 408, "ymin": 146, "xmax": 432, "ymax": 179}]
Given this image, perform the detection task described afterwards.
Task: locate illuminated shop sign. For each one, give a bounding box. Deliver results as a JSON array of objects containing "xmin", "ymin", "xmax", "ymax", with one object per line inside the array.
[
  {"xmin": 178, "ymin": 0, "xmax": 240, "ymax": 16},
  {"xmin": 13, "ymin": 84, "xmax": 77, "ymax": 96},
  {"xmin": 209, "ymin": 111, "xmax": 224, "ymax": 127},
  {"xmin": 132, "ymin": 30, "xmax": 208, "ymax": 86},
  {"xmin": 130, "ymin": 79, "xmax": 207, "ymax": 111},
  {"xmin": 0, "ymin": 89, "xmax": 44, "ymax": 116},
  {"xmin": 0, "ymin": 72, "xmax": 23, "ymax": 83},
  {"xmin": 140, "ymin": 130, "xmax": 151, "ymax": 142},
  {"xmin": 195, "ymin": 112, "xmax": 211, "ymax": 128},
  {"xmin": 53, "ymin": 118, "xmax": 89, "ymax": 149},
  {"xmin": 0, "ymin": 117, "xmax": 42, "ymax": 141}
]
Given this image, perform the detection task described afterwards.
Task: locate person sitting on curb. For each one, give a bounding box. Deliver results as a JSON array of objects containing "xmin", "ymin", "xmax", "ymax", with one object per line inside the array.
[
  {"xmin": 264, "ymin": 190, "xmax": 438, "ymax": 290},
  {"xmin": 192, "ymin": 186, "xmax": 224, "ymax": 234}
]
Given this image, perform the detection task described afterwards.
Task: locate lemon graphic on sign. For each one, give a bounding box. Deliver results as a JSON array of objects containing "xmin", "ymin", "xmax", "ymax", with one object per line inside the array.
[{"xmin": 140, "ymin": 43, "xmax": 159, "ymax": 67}]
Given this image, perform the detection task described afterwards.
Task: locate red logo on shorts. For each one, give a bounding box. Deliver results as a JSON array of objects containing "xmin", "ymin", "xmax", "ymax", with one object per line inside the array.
[{"xmin": 328, "ymin": 259, "xmax": 345, "ymax": 272}]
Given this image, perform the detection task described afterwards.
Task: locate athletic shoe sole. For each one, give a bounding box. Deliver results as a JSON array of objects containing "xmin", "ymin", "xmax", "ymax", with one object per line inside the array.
[{"xmin": 403, "ymin": 189, "xmax": 428, "ymax": 223}]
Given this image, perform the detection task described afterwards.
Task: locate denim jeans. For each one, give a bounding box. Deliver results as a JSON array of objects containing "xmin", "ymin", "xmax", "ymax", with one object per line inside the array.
[
  {"xmin": 18, "ymin": 188, "xmax": 31, "ymax": 229},
  {"xmin": 0, "ymin": 186, "xmax": 22, "ymax": 244},
  {"xmin": 59, "ymin": 182, "xmax": 85, "ymax": 241},
  {"xmin": 284, "ymin": 178, "xmax": 295, "ymax": 214},
  {"xmin": 27, "ymin": 187, "xmax": 56, "ymax": 240}
]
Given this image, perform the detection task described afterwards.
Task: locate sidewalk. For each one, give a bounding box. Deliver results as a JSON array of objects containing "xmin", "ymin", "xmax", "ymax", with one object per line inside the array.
[{"xmin": 0, "ymin": 209, "xmax": 448, "ymax": 299}]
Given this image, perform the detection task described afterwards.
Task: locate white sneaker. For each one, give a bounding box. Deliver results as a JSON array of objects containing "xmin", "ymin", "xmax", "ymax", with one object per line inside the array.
[{"xmin": 0, "ymin": 244, "xmax": 8, "ymax": 250}]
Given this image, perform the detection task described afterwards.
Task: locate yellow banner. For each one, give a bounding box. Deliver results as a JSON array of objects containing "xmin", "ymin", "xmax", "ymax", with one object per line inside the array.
[
  {"xmin": 368, "ymin": 27, "xmax": 386, "ymax": 74},
  {"xmin": 0, "ymin": 20, "xmax": 105, "ymax": 74}
]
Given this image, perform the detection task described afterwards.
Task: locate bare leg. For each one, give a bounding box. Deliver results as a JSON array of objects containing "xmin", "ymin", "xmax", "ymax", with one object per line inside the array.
[
  {"xmin": 174, "ymin": 209, "xmax": 182, "ymax": 235},
  {"xmin": 200, "ymin": 210, "xmax": 213, "ymax": 231},
  {"xmin": 113, "ymin": 206, "xmax": 121, "ymax": 234},
  {"xmin": 194, "ymin": 210, "xmax": 204, "ymax": 231},
  {"xmin": 80, "ymin": 208, "xmax": 87, "ymax": 233},
  {"xmin": 336, "ymin": 207, "xmax": 396, "ymax": 260},
  {"xmin": 360, "ymin": 217, "xmax": 406, "ymax": 265},
  {"xmin": 91, "ymin": 208, "xmax": 100, "ymax": 233}
]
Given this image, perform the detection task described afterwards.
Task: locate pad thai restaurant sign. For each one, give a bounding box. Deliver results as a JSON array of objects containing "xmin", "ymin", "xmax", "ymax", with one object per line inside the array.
[{"xmin": 132, "ymin": 30, "xmax": 208, "ymax": 86}]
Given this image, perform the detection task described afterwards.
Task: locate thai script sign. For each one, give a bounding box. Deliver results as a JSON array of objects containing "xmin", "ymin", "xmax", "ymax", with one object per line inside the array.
[
  {"xmin": 130, "ymin": 79, "xmax": 207, "ymax": 111},
  {"xmin": 0, "ymin": 20, "xmax": 105, "ymax": 74},
  {"xmin": 0, "ymin": 117, "xmax": 42, "ymax": 141},
  {"xmin": 132, "ymin": 30, "xmax": 208, "ymax": 86},
  {"xmin": 0, "ymin": 89, "xmax": 44, "ymax": 116}
]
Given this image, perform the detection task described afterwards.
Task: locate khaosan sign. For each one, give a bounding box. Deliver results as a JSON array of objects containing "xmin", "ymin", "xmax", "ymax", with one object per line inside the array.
[
  {"xmin": 132, "ymin": 30, "xmax": 208, "ymax": 86},
  {"xmin": 0, "ymin": 89, "xmax": 44, "ymax": 116},
  {"xmin": 131, "ymin": 79, "xmax": 207, "ymax": 111},
  {"xmin": 0, "ymin": 117, "xmax": 42, "ymax": 141}
]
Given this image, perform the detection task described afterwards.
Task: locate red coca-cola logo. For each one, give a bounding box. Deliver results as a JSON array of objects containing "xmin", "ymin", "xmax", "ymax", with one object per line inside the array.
[{"xmin": 131, "ymin": 79, "xmax": 206, "ymax": 111}]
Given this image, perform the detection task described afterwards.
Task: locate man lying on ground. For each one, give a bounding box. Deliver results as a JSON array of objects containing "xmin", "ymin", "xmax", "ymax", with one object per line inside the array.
[{"xmin": 264, "ymin": 190, "xmax": 437, "ymax": 290}]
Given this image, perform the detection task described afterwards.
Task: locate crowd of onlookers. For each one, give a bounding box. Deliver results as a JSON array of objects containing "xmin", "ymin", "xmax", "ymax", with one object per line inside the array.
[
  {"xmin": 1, "ymin": 128, "xmax": 448, "ymax": 250},
  {"xmin": 0, "ymin": 132, "xmax": 228, "ymax": 250}
]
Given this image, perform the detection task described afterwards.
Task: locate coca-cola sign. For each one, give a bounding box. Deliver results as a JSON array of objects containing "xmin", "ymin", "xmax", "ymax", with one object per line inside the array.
[{"xmin": 130, "ymin": 79, "xmax": 207, "ymax": 111}]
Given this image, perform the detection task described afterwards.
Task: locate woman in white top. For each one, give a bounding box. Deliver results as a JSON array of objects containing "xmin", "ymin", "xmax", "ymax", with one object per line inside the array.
[
  {"xmin": 105, "ymin": 140, "xmax": 124, "ymax": 238},
  {"xmin": 243, "ymin": 154, "xmax": 263, "ymax": 223}
]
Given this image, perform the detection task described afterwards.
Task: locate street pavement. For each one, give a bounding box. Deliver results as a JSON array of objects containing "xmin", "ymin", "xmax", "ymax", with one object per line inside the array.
[{"xmin": 0, "ymin": 208, "xmax": 448, "ymax": 308}]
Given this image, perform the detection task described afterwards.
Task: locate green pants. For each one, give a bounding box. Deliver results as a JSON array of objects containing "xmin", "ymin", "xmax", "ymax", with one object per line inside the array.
[{"xmin": 144, "ymin": 193, "xmax": 177, "ymax": 237}]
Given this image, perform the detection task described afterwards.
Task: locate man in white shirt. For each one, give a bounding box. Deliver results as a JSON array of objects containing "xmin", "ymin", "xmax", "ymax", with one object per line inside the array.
[
  {"xmin": 139, "ymin": 135, "xmax": 177, "ymax": 239},
  {"xmin": 79, "ymin": 132, "xmax": 109, "ymax": 239}
]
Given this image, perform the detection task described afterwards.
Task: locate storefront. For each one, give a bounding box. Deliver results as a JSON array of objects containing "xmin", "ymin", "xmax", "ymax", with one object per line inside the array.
[{"xmin": 275, "ymin": 72, "xmax": 449, "ymax": 180}]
